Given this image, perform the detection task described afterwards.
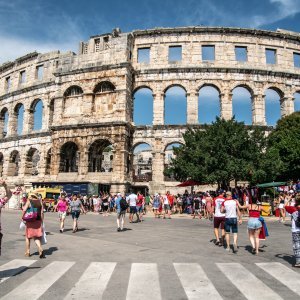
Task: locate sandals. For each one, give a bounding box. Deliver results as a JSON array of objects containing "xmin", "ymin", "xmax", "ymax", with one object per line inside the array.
[
  {"xmin": 39, "ymin": 250, "xmax": 45, "ymax": 259},
  {"xmin": 24, "ymin": 251, "xmax": 30, "ymax": 257}
]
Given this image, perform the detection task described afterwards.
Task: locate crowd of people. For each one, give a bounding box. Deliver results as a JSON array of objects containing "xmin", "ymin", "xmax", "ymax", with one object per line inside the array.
[{"xmin": 0, "ymin": 180, "xmax": 300, "ymax": 267}]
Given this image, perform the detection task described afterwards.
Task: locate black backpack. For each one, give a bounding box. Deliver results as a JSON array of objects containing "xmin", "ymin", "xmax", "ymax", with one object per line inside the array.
[{"xmin": 120, "ymin": 198, "xmax": 129, "ymax": 211}]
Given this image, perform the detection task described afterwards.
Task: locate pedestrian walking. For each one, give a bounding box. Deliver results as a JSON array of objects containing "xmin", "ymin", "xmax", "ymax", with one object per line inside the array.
[
  {"xmin": 115, "ymin": 193, "xmax": 128, "ymax": 232},
  {"xmin": 163, "ymin": 193, "xmax": 171, "ymax": 219},
  {"xmin": 0, "ymin": 180, "xmax": 12, "ymax": 256},
  {"xmin": 136, "ymin": 192, "xmax": 144, "ymax": 222},
  {"xmin": 221, "ymin": 191, "xmax": 242, "ymax": 253},
  {"xmin": 127, "ymin": 191, "xmax": 138, "ymax": 223},
  {"xmin": 22, "ymin": 193, "xmax": 45, "ymax": 258},
  {"xmin": 152, "ymin": 193, "xmax": 161, "ymax": 218},
  {"xmin": 285, "ymin": 193, "xmax": 300, "ymax": 267},
  {"xmin": 69, "ymin": 194, "xmax": 86, "ymax": 233},
  {"xmin": 213, "ymin": 191, "xmax": 226, "ymax": 246},
  {"xmin": 54, "ymin": 194, "xmax": 68, "ymax": 233}
]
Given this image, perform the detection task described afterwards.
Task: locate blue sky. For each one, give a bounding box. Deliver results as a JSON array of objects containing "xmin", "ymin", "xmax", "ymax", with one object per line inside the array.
[
  {"xmin": 1, "ymin": 0, "xmax": 300, "ymax": 128},
  {"xmin": 0, "ymin": 0, "xmax": 300, "ymax": 63}
]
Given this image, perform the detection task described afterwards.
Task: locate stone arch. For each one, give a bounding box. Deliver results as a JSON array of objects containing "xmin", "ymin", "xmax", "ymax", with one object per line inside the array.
[
  {"xmin": 59, "ymin": 142, "xmax": 79, "ymax": 173},
  {"xmin": 0, "ymin": 107, "xmax": 9, "ymax": 138},
  {"xmin": 132, "ymin": 143, "xmax": 152, "ymax": 182},
  {"xmin": 133, "ymin": 85, "xmax": 154, "ymax": 94},
  {"xmin": 63, "ymin": 85, "xmax": 84, "ymax": 116},
  {"xmin": 164, "ymin": 85, "xmax": 187, "ymax": 125},
  {"xmin": 0, "ymin": 152, "xmax": 3, "ymax": 177},
  {"xmin": 197, "ymin": 83, "xmax": 222, "ymax": 95},
  {"xmin": 45, "ymin": 148, "xmax": 51, "ymax": 175},
  {"xmin": 88, "ymin": 139, "xmax": 114, "ymax": 172},
  {"xmin": 30, "ymin": 99, "xmax": 43, "ymax": 131},
  {"xmin": 198, "ymin": 85, "xmax": 220, "ymax": 124},
  {"xmin": 64, "ymin": 85, "xmax": 84, "ymax": 97},
  {"xmin": 231, "ymin": 84, "xmax": 254, "ymax": 96},
  {"xmin": 133, "ymin": 87, "xmax": 153, "ymax": 125},
  {"xmin": 294, "ymin": 91, "xmax": 300, "ymax": 112},
  {"xmin": 8, "ymin": 150, "xmax": 20, "ymax": 176},
  {"xmin": 232, "ymin": 86, "xmax": 252, "ymax": 125},
  {"xmin": 265, "ymin": 88, "xmax": 282, "ymax": 126},
  {"xmin": 92, "ymin": 81, "xmax": 117, "ymax": 116},
  {"xmin": 93, "ymin": 81, "xmax": 116, "ymax": 93},
  {"xmin": 164, "ymin": 142, "xmax": 183, "ymax": 181},
  {"xmin": 163, "ymin": 84, "xmax": 187, "ymax": 94},
  {"xmin": 14, "ymin": 103, "xmax": 25, "ymax": 135},
  {"xmin": 164, "ymin": 141, "xmax": 184, "ymax": 152},
  {"xmin": 264, "ymin": 86, "xmax": 284, "ymax": 99},
  {"xmin": 25, "ymin": 148, "xmax": 40, "ymax": 176}
]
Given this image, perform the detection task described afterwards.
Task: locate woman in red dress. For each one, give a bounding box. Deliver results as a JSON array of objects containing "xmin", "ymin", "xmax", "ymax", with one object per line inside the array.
[{"xmin": 22, "ymin": 193, "xmax": 45, "ymax": 258}]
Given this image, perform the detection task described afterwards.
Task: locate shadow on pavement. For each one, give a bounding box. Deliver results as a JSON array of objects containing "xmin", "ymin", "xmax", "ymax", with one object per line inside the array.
[{"xmin": 275, "ymin": 253, "xmax": 295, "ymax": 266}]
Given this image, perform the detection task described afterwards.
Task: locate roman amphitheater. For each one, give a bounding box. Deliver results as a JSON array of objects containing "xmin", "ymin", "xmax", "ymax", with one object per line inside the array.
[{"xmin": 0, "ymin": 26, "xmax": 299, "ymax": 195}]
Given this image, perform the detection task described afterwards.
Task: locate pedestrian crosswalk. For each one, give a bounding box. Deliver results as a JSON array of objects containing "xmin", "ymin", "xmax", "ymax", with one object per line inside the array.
[{"xmin": 0, "ymin": 259, "xmax": 299, "ymax": 299}]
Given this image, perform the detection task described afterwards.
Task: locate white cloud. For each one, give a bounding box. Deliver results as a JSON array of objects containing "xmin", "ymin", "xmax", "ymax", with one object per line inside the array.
[
  {"xmin": 180, "ymin": 0, "xmax": 300, "ymax": 29},
  {"xmin": 0, "ymin": 35, "xmax": 78, "ymax": 64}
]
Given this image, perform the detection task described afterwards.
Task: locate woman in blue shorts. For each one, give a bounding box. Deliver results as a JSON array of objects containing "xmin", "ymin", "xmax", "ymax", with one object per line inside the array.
[{"xmin": 69, "ymin": 195, "xmax": 86, "ymax": 233}]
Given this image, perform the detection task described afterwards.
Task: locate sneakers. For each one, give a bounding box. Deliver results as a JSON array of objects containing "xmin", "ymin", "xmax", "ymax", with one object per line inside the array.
[
  {"xmin": 117, "ymin": 227, "xmax": 121, "ymax": 232},
  {"xmin": 225, "ymin": 247, "xmax": 230, "ymax": 252}
]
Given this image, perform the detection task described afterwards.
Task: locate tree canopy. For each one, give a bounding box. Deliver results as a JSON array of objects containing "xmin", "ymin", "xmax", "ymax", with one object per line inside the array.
[
  {"xmin": 266, "ymin": 111, "xmax": 300, "ymax": 181},
  {"xmin": 166, "ymin": 117, "xmax": 280, "ymax": 188}
]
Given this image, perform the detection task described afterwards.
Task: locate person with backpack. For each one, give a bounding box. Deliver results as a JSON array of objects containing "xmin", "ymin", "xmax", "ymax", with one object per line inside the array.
[
  {"xmin": 115, "ymin": 193, "xmax": 128, "ymax": 232},
  {"xmin": 285, "ymin": 193, "xmax": 300, "ymax": 267}
]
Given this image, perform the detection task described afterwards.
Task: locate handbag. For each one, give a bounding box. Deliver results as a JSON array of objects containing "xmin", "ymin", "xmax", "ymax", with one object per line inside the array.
[{"xmin": 22, "ymin": 201, "xmax": 38, "ymax": 222}]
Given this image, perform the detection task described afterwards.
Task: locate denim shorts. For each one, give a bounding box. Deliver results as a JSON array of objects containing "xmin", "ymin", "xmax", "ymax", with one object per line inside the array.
[
  {"xmin": 224, "ymin": 218, "xmax": 238, "ymax": 233},
  {"xmin": 71, "ymin": 211, "xmax": 80, "ymax": 219},
  {"xmin": 130, "ymin": 206, "xmax": 137, "ymax": 214},
  {"xmin": 247, "ymin": 217, "xmax": 262, "ymax": 229}
]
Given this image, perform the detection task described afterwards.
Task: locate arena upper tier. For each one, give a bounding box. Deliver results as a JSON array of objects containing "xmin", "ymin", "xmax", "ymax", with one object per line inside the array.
[{"xmin": 0, "ymin": 26, "xmax": 300, "ymax": 194}]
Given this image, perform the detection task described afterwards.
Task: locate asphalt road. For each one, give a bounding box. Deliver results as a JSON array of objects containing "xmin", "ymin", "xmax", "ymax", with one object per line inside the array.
[{"xmin": 0, "ymin": 210, "xmax": 299, "ymax": 300}]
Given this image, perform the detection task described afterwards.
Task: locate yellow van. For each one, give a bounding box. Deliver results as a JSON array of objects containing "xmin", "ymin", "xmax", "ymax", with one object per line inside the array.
[{"xmin": 29, "ymin": 187, "xmax": 61, "ymax": 211}]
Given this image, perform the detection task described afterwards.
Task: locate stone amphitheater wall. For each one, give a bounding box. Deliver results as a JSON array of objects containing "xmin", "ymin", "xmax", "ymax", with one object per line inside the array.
[{"xmin": 0, "ymin": 27, "xmax": 299, "ymax": 193}]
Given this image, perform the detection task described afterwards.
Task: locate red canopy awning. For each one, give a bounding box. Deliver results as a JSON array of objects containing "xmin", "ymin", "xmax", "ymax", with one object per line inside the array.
[{"xmin": 176, "ymin": 180, "xmax": 202, "ymax": 187}]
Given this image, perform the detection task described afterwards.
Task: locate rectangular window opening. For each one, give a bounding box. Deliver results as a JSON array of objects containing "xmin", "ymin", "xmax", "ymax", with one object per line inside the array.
[
  {"xmin": 36, "ymin": 65, "xmax": 44, "ymax": 80},
  {"xmin": 266, "ymin": 48, "xmax": 277, "ymax": 65},
  {"xmin": 169, "ymin": 46, "xmax": 182, "ymax": 62},
  {"xmin": 19, "ymin": 70, "xmax": 26, "ymax": 84},
  {"xmin": 235, "ymin": 46, "xmax": 248, "ymax": 62},
  {"xmin": 294, "ymin": 52, "xmax": 300, "ymax": 68},
  {"xmin": 137, "ymin": 48, "xmax": 150, "ymax": 63},
  {"xmin": 5, "ymin": 76, "xmax": 11, "ymax": 92},
  {"xmin": 202, "ymin": 45, "xmax": 215, "ymax": 61}
]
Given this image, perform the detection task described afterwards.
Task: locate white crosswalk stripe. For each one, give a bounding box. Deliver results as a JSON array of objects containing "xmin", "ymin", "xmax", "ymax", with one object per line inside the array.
[
  {"xmin": 126, "ymin": 263, "xmax": 161, "ymax": 300},
  {"xmin": 64, "ymin": 262, "xmax": 116, "ymax": 299},
  {"xmin": 0, "ymin": 259, "xmax": 36, "ymax": 285},
  {"xmin": 217, "ymin": 263, "xmax": 283, "ymax": 300},
  {"xmin": 256, "ymin": 262, "xmax": 300, "ymax": 296},
  {"xmin": 1, "ymin": 260, "xmax": 300, "ymax": 299},
  {"xmin": 1, "ymin": 261, "xmax": 74, "ymax": 300},
  {"xmin": 174, "ymin": 263, "xmax": 222, "ymax": 299}
]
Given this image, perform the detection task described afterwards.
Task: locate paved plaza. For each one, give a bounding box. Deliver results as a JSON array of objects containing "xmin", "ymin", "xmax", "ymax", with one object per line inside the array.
[{"xmin": 0, "ymin": 210, "xmax": 300, "ymax": 299}]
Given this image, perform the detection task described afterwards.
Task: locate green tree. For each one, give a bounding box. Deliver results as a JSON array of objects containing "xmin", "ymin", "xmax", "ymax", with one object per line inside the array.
[
  {"xmin": 266, "ymin": 111, "xmax": 300, "ymax": 181},
  {"xmin": 166, "ymin": 117, "xmax": 270, "ymax": 188}
]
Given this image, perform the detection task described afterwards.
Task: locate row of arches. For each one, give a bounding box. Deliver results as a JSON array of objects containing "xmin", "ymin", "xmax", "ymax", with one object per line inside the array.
[
  {"xmin": 0, "ymin": 99, "xmax": 43, "ymax": 137},
  {"xmin": 133, "ymin": 86, "xmax": 300, "ymax": 126},
  {"xmin": 0, "ymin": 139, "xmax": 114, "ymax": 177},
  {"xmin": 63, "ymin": 81, "xmax": 115, "ymax": 97},
  {"xmin": 133, "ymin": 142, "xmax": 182, "ymax": 182}
]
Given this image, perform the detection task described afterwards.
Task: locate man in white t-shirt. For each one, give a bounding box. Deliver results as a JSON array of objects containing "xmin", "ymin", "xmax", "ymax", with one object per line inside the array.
[
  {"xmin": 221, "ymin": 191, "xmax": 242, "ymax": 253},
  {"xmin": 213, "ymin": 190, "xmax": 226, "ymax": 246},
  {"xmin": 126, "ymin": 191, "xmax": 138, "ymax": 223}
]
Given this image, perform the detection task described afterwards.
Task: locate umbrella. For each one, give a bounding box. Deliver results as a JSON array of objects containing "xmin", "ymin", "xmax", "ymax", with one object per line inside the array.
[
  {"xmin": 176, "ymin": 180, "xmax": 202, "ymax": 187},
  {"xmin": 256, "ymin": 182, "xmax": 287, "ymax": 188}
]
